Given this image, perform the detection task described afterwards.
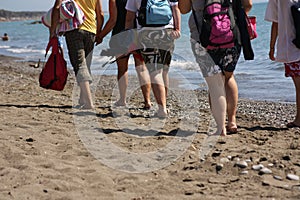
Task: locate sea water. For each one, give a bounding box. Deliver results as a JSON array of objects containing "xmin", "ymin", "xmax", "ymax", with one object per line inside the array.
[{"xmin": 0, "ymin": 2, "xmax": 295, "ymax": 103}]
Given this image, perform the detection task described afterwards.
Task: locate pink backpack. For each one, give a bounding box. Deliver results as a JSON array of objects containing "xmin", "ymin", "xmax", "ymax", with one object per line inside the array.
[{"xmin": 200, "ymin": 0, "xmax": 238, "ymax": 49}]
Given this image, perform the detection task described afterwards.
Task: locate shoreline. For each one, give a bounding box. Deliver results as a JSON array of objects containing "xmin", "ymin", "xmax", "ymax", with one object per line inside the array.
[
  {"xmin": 0, "ymin": 54, "xmax": 299, "ymax": 199},
  {"xmin": 0, "ymin": 53, "xmax": 297, "ymax": 128}
]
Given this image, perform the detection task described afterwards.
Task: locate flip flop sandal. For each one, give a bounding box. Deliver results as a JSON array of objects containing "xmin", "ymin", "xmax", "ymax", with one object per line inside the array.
[
  {"xmin": 287, "ymin": 122, "xmax": 300, "ymax": 128},
  {"xmin": 226, "ymin": 126, "xmax": 238, "ymax": 134}
]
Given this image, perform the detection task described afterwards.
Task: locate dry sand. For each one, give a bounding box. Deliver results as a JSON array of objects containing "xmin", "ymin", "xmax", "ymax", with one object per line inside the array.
[{"xmin": 0, "ymin": 54, "xmax": 300, "ymax": 200}]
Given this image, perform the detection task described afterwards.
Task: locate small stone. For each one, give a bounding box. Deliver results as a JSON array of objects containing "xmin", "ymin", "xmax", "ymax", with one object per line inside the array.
[
  {"xmin": 267, "ymin": 163, "xmax": 274, "ymax": 167},
  {"xmin": 184, "ymin": 191, "xmax": 194, "ymax": 196},
  {"xmin": 282, "ymin": 155, "xmax": 291, "ymax": 161},
  {"xmin": 252, "ymin": 164, "xmax": 264, "ymax": 171},
  {"xmin": 245, "ymin": 159, "xmax": 252, "ymax": 163},
  {"xmin": 287, "ymin": 174, "xmax": 300, "ymax": 181},
  {"xmin": 259, "ymin": 157, "xmax": 268, "ymax": 162},
  {"xmin": 278, "ymin": 164, "xmax": 285, "ymax": 169},
  {"xmin": 240, "ymin": 170, "xmax": 248, "ymax": 175},
  {"xmin": 220, "ymin": 158, "xmax": 230, "ymax": 163},
  {"xmin": 273, "ymin": 175, "xmax": 283, "ymax": 181},
  {"xmin": 235, "ymin": 161, "xmax": 248, "ymax": 168},
  {"xmin": 25, "ymin": 138, "xmax": 34, "ymax": 142},
  {"xmin": 233, "ymin": 157, "xmax": 240, "ymax": 162},
  {"xmin": 212, "ymin": 151, "xmax": 221, "ymax": 157},
  {"xmin": 227, "ymin": 155, "xmax": 232, "ymax": 160},
  {"xmin": 216, "ymin": 163, "xmax": 224, "ymax": 171},
  {"xmin": 259, "ymin": 167, "xmax": 272, "ymax": 175}
]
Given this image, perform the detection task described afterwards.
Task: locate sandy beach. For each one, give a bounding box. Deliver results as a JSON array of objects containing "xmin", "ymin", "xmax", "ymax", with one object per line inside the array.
[{"xmin": 0, "ymin": 54, "xmax": 300, "ymax": 200}]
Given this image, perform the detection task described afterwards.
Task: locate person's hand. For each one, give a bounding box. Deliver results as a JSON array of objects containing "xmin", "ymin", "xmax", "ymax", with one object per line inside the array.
[
  {"xmin": 171, "ymin": 29, "xmax": 181, "ymax": 39},
  {"xmin": 95, "ymin": 35, "xmax": 103, "ymax": 46},
  {"xmin": 269, "ymin": 48, "xmax": 275, "ymax": 61}
]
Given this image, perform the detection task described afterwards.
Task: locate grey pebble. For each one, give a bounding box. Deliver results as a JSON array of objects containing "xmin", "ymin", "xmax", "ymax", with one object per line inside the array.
[
  {"xmin": 220, "ymin": 158, "xmax": 230, "ymax": 163},
  {"xmin": 267, "ymin": 163, "xmax": 274, "ymax": 167},
  {"xmin": 216, "ymin": 163, "xmax": 224, "ymax": 171},
  {"xmin": 259, "ymin": 167, "xmax": 272, "ymax": 175},
  {"xmin": 273, "ymin": 175, "xmax": 283, "ymax": 181},
  {"xmin": 286, "ymin": 174, "xmax": 300, "ymax": 181},
  {"xmin": 235, "ymin": 161, "xmax": 248, "ymax": 168},
  {"xmin": 252, "ymin": 164, "xmax": 264, "ymax": 171},
  {"xmin": 240, "ymin": 170, "xmax": 249, "ymax": 175}
]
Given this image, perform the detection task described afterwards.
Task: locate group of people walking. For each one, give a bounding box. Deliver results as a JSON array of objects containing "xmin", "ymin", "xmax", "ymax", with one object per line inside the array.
[{"xmin": 48, "ymin": 0, "xmax": 300, "ymax": 136}]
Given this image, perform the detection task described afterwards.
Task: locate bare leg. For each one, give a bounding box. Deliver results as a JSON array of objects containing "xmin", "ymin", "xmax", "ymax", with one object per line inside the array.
[
  {"xmin": 163, "ymin": 67, "xmax": 169, "ymax": 99},
  {"xmin": 292, "ymin": 76, "xmax": 300, "ymax": 125},
  {"xmin": 150, "ymin": 69, "xmax": 167, "ymax": 117},
  {"xmin": 79, "ymin": 81, "xmax": 94, "ymax": 109},
  {"xmin": 224, "ymin": 71, "xmax": 238, "ymax": 131},
  {"xmin": 206, "ymin": 73, "xmax": 227, "ymax": 136},
  {"xmin": 134, "ymin": 56, "xmax": 152, "ymax": 109},
  {"xmin": 115, "ymin": 56, "xmax": 129, "ymax": 106}
]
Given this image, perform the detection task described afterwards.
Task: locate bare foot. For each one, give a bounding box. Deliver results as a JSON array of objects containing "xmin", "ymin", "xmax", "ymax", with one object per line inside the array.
[
  {"xmin": 114, "ymin": 100, "xmax": 126, "ymax": 107},
  {"xmin": 226, "ymin": 122, "xmax": 238, "ymax": 134},
  {"xmin": 209, "ymin": 129, "xmax": 226, "ymax": 136},
  {"xmin": 81, "ymin": 104, "xmax": 95, "ymax": 110},
  {"xmin": 143, "ymin": 102, "xmax": 152, "ymax": 110},
  {"xmin": 154, "ymin": 110, "xmax": 168, "ymax": 118}
]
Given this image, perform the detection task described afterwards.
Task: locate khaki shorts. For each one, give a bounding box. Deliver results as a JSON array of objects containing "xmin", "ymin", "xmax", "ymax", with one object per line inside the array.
[{"xmin": 65, "ymin": 29, "xmax": 95, "ymax": 83}]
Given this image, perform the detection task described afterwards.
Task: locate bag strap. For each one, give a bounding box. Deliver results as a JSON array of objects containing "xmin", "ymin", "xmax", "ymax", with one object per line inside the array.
[
  {"xmin": 140, "ymin": 0, "xmax": 147, "ymax": 11},
  {"xmin": 45, "ymin": 37, "xmax": 59, "ymax": 57},
  {"xmin": 191, "ymin": 1, "xmax": 205, "ymax": 41}
]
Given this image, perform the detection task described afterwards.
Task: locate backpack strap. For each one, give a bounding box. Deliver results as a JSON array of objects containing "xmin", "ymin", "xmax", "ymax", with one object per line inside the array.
[{"xmin": 191, "ymin": 4, "xmax": 202, "ymax": 42}]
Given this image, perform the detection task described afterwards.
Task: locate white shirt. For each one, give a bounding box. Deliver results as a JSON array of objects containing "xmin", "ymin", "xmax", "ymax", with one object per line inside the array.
[
  {"xmin": 126, "ymin": 0, "xmax": 178, "ymax": 29},
  {"xmin": 265, "ymin": 0, "xmax": 300, "ymax": 63}
]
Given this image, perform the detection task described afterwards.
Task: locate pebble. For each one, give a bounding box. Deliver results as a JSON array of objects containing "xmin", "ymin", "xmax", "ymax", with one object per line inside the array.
[
  {"xmin": 259, "ymin": 167, "xmax": 272, "ymax": 175},
  {"xmin": 227, "ymin": 155, "xmax": 232, "ymax": 160},
  {"xmin": 235, "ymin": 161, "xmax": 248, "ymax": 168},
  {"xmin": 259, "ymin": 157, "xmax": 268, "ymax": 162},
  {"xmin": 220, "ymin": 158, "xmax": 230, "ymax": 163},
  {"xmin": 233, "ymin": 157, "xmax": 240, "ymax": 162},
  {"xmin": 267, "ymin": 163, "xmax": 274, "ymax": 167},
  {"xmin": 286, "ymin": 174, "xmax": 299, "ymax": 181},
  {"xmin": 273, "ymin": 175, "xmax": 283, "ymax": 181},
  {"xmin": 252, "ymin": 164, "xmax": 264, "ymax": 171},
  {"xmin": 216, "ymin": 163, "xmax": 223, "ymax": 171},
  {"xmin": 282, "ymin": 155, "xmax": 291, "ymax": 161},
  {"xmin": 278, "ymin": 164, "xmax": 285, "ymax": 169},
  {"xmin": 240, "ymin": 170, "xmax": 248, "ymax": 175},
  {"xmin": 25, "ymin": 138, "xmax": 34, "ymax": 142}
]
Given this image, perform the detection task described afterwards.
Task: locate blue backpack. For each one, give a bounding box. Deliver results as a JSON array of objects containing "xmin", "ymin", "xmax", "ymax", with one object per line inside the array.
[{"xmin": 137, "ymin": 0, "xmax": 172, "ymax": 27}]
